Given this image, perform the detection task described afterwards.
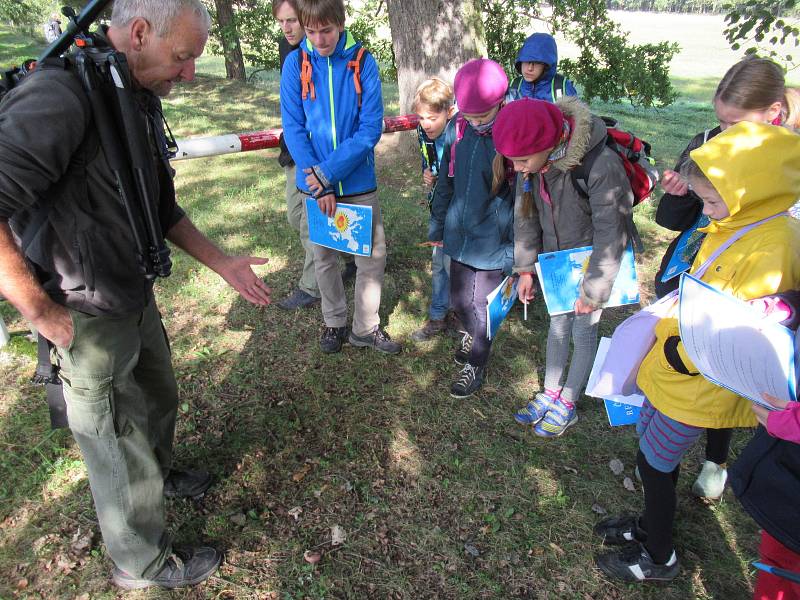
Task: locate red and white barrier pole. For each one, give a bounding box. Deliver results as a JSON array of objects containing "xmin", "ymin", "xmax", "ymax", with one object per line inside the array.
[{"xmin": 172, "ymin": 114, "xmax": 420, "ymax": 161}]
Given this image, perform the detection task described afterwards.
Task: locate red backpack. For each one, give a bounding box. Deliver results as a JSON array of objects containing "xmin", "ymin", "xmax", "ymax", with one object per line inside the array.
[{"xmin": 571, "ymin": 116, "xmax": 659, "ymax": 206}]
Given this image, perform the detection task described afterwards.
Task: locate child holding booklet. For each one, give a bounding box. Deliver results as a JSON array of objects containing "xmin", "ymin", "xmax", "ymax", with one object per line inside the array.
[
  {"xmin": 491, "ymin": 97, "xmax": 633, "ymax": 437},
  {"xmin": 428, "ymin": 59, "xmax": 515, "ymax": 399},
  {"xmin": 595, "ymin": 121, "xmax": 800, "ymax": 583},
  {"xmin": 654, "ymin": 56, "xmax": 800, "ymax": 499}
]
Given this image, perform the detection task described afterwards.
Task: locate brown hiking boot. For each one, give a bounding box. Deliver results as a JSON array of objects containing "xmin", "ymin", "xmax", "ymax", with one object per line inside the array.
[
  {"xmin": 411, "ymin": 318, "xmax": 447, "ymax": 342},
  {"xmin": 445, "ymin": 311, "xmax": 466, "ymax": 338}
]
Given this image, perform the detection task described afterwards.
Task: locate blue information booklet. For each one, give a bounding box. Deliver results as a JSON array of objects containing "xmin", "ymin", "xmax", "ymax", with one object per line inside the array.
[
  {"xmin": 306, "ymin": 198, "xmax": 373, "ymax": 257},
  {"xmin": 603, "ymin": 400, "xmax": 642, "ymax": 427},
  {"xmin": 485, "ymin": 276, "xmax": 518, "ymax": 340},
  {"xmin": 660, "ymin": 214, "xmax": 709, "ymax": 283},
  {"xmin": 534, "ymin": 243, "xmax": 639, "ymax": 316}
]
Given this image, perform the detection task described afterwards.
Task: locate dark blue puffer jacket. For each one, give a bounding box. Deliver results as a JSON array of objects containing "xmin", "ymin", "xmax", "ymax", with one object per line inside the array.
[
  {"xmin": 428, "ymin": 116, "xmax": 514, "ymax": 272},
  {"xmin": 506, "ymin": 33, "xmax": 578, "ymax": 102}
]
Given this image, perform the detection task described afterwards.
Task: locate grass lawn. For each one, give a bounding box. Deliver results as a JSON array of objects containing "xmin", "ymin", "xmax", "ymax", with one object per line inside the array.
[{"xmin": 0, "ymin": 19, "xmax": 777, "ymax": 599}]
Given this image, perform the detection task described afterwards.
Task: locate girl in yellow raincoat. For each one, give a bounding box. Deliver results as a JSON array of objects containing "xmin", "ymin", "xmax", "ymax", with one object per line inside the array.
[{"xmin": 594, "ymin": 121, "xmax": 800, "ymax": 583}]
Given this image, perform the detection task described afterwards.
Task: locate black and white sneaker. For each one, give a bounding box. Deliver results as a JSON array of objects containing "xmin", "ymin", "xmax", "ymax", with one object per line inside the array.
[
  {"xmin": 593, "ymin": 515, "xmax": 648, "ymax": 545},
  {"xmin": 595, "ymin": 543, "xmax": 678, "ymax": 582},
  {"xmin": 454, "ymin": 332, "xmax": 473, "ymax": 365},
  {"xmin": 450, "ymin": 363, "xmax": 485, "ymax": 398}
]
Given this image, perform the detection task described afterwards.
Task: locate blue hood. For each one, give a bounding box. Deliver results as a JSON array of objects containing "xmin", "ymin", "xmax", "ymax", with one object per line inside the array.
[{"xmin": 514, "ymin": 33, "xmax": 558, "ymax": 81}]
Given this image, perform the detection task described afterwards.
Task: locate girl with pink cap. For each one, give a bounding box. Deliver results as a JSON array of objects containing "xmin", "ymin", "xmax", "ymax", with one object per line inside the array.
[
  {"xmin": 491, "ymin": 97, "xmax": 634, "ymax": 437},
  {"xmin": 428, "ymin": 58, "xmax": 515, "ymax": 399}
]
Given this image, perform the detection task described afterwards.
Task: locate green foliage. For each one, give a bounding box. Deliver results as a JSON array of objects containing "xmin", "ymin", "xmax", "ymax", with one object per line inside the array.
[
  {"xmin": 484, "ymin": 1, "xmax": 527, "ymax": 74},
  {"xmin": 346, "ymin": 0, "xmax": 396, "ymax": 81},
  {"xmin": 482, "ymin": 0, "xmax": 679, "ymax": 107},
  {"xmin": 723, "ymin": 0, "xmax": 799, "ymax": 67},
  {"xmin": 0, "ymin": 0, "xmax": 56, "ymax": 30}
]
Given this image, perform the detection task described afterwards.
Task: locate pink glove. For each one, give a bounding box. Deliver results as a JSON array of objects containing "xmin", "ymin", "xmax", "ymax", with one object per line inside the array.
[{"xmin": 748, "ymin": 296, "xmax": 793, "ymax": 325}]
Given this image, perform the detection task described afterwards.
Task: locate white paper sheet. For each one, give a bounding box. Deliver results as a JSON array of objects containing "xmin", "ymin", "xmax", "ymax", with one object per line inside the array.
[
  {"xmin": 585, "ymin": 337, "xmax": 645, "ymax": 408},
  {"xmin": 678, "ymin": 274, "xmax": 797, "ymax": 408}
]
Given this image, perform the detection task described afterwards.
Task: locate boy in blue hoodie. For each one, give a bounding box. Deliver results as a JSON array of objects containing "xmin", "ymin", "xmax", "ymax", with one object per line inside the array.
[
  {"xmin": 506, "ymin": 33, "xmax": 578, "ymax": 103},
  {"xmin": 280, "ymin": 0, "xmax": 400, "ymax": 354}
]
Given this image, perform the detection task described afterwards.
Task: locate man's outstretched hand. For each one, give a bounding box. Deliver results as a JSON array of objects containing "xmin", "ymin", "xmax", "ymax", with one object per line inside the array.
[{"xmin": 216, "ymin": 255, "xmax": 272, "ymax": 306}]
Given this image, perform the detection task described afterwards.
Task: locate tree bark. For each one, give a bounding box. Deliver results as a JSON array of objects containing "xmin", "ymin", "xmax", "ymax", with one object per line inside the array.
[
  {"xmin": 386, "ymin": 0, "xmax": 486, "ymax": 115},
  {"xmin": 213, "ymin": 0, "xmax": 246, "ymax": 81}
]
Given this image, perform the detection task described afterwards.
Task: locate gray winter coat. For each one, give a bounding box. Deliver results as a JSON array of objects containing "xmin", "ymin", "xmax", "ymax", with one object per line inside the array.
[{"xmin": 513, "ymin": 96, "xmax": 633, "ymax": 306}]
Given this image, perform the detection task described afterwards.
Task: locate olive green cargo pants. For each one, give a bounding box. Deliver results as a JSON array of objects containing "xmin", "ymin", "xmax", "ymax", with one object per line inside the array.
[{"xmin": 57, "ymin": 299, "xmax": 175, "ymax": 578}]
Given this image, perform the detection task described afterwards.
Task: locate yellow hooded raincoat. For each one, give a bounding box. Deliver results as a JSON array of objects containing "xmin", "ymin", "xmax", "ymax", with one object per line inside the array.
[{"xmin": 637, "ymin": 121, "xmax": 800, "ymax": 429}]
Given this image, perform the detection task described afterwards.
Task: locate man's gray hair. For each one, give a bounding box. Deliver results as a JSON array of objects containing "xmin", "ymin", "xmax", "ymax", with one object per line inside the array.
[{"xmin": 110, "ymin": 0, "xmax": 211, "ymax": 36}]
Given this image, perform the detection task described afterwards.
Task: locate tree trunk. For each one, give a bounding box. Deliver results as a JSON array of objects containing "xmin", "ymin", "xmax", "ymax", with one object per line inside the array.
[
  {"xmin": 213, "ymin": 0, "xmax": 246, "ymax": 81},
  {"xmin": 386, "ymin": 0, "xmax": 486, "ymax": 115}
]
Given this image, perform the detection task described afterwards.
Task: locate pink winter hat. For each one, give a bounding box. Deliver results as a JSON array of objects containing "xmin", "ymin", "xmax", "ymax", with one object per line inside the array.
[
  {"xmin": 493, "ymin": 98, "xmax": 564, "ymax": 157},
  {"xmin": 453, "ymin": 58, "xmax": 509, "ymax": 114}
]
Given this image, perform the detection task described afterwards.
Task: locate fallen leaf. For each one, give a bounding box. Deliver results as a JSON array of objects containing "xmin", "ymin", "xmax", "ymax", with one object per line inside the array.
[
  {"xmin": 331, "ymin": 525, "xmax": 346, "ymax": 546},
  {"xmin": 609, "ymin": 459, "xmax": 624, "ymax": 475},
  {"xmin": 303, "ymin": 550, "xmax": 322, "ymax": 564},
  {"xmin": 70, "ymin": 530, "xmax": 92, "ymax": 556},
  {"xmin": 230, "ymin": 513, "xmax": 247, "ymax": 526},
  {"xmin": 563, "ymin": 466, "xmax": 578, "ymax": 475},
  {"xmin": 549, "ymin": 542, "xmax": 565, "ymax": 556},
  {"xmin": 15, "ymin": 578, "xmax": 28, "ymax": 590},
  {"xmin": 623, "ymin": 477, "xmax": 636, "ymax": 492},
  {"xmin": 591, "ymin": 503, "xmax": 607, "ymax": 515},
  {"xmin": 287, "ymin": 506, "xmax": 303, "ymax": 521},
  {"xmin": 292, "ymin": 464, "xmax": 312, "ymax": 483},
  {"xmin": 464, "ymin": 543, "xmax": 480, "ymax": 557}
]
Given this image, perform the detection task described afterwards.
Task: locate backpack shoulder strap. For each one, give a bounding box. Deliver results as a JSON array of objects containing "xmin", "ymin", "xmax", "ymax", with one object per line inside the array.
[
  {"xmin": 347, "ymin": 45, "xmax": 368, "ymax": 107},
  {"xmin": 693, "ymin": 213, "xmax": 788, "ymax": 277},
  {"xmin": 300, "ymin": 48, "xmax": 315, "ymax": 101},
  {"xmin": 570, "ymin": 133, "xmax": 609, "ymax": 199},
  {"xmin": 447, "ymin": 114, "xmax": 467, "ymax": 178},
  {"xmin": 552, "ymin": 73, "xmax": 566, "ymax": 102}
]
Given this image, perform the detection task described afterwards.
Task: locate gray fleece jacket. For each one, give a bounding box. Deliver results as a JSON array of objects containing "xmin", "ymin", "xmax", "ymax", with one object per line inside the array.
[{"xmin": 513, "ymin": 96, "xmax": 633, "ymax": 306}]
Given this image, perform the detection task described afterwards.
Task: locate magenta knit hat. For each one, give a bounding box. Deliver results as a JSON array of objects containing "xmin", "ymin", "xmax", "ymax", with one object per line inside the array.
[
  {"xmin": 493, "ymin": 98, "xmax": 564, "ymax": 157},
  {"xmin": 453, "ymin": 58, "xmax": 509, "ymax": 114}
]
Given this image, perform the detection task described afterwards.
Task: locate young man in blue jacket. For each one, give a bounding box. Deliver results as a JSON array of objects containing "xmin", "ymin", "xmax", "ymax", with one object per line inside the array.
[
  {"xmin": 506, "ymin": 33, "xmax": 578, "ymax": 103},
  {"xmin": 280, "ymin": 0, "xmax": 400, "ymax": 354}
]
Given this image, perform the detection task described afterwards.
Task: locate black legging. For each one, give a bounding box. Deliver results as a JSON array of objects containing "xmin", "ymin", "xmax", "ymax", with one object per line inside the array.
[
  {"xmin": 449, "ymin": 259, "xmax": 504, "ymax": 367},
  {"xmin": 705, "ymin": 428, "xmax": 733, "ymax": 465},
  {"xmin": 637, "ymin": 450, "xmax": 679, "ymax": 564}
]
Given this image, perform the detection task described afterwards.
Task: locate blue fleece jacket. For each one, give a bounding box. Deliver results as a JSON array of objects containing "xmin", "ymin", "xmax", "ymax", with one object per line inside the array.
[
  {"xmin": 506, "ymin": 33, "xmax": 578, "ymax": 102},
  {"xmin": 280, "ymin": 30, "xmax": 383, "ymax": 198},
  {"xmin": 428, "ymin": 116, "xmax": 514, "ymax": 272}
]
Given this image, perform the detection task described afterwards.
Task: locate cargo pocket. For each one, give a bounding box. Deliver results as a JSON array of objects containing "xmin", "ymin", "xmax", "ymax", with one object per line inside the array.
[{"xmin": 63, "ymin": 376, "xmax": 117, "ymax": 439}]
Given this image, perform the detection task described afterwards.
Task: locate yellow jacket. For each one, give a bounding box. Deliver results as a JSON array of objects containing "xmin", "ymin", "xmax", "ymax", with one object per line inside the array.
[{"xmin": 638, "ymin": 122, "xmax": 800, "ymax": 428}]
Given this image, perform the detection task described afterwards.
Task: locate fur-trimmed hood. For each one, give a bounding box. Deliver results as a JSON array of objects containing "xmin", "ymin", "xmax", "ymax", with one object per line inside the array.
[
  {"xmin": 512, "ymin": 97, "xmax": 634, "ymax": 306},
  {"xmin": 549, "ymin": 96, "xmax": 602, "ymax": 172}
]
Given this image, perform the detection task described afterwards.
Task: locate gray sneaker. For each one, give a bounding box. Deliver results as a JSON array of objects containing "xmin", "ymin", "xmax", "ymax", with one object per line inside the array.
[
  {"xmin": 349, "ymin": 328, "xmax": 402, "ymax": 354},
  {"xmin": 277, "ymin": 288, "xmax": 320, "ymax": 310},
  {"xmin": 112, "ymin": 546, "xmax": 223, "ymax": 590}
]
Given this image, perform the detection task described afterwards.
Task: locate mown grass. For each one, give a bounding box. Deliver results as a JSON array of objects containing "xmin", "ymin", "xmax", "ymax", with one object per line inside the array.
[{"xmin": 0, "ymin": 22, "xmax": 765, "ymax": 600}]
